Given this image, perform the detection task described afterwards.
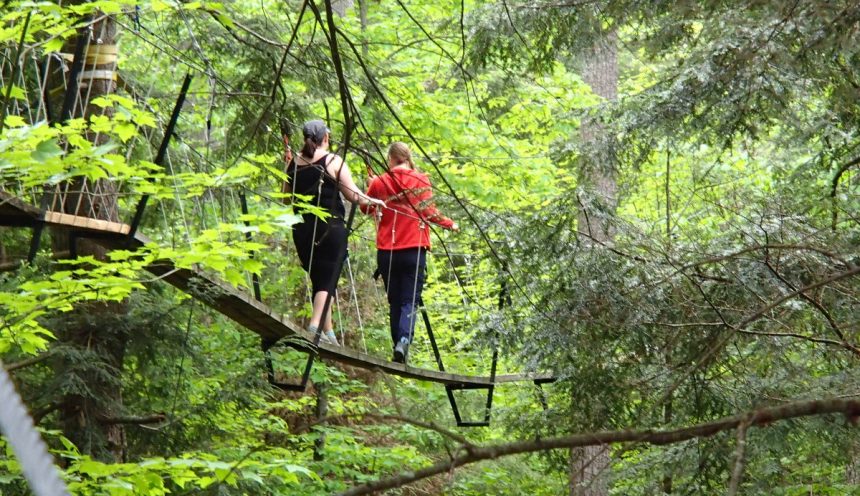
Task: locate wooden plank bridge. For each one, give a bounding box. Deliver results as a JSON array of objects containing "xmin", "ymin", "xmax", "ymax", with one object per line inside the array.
[{"xmin": 0, "ymin": 190, "xmax": 552, "ymax": 389}]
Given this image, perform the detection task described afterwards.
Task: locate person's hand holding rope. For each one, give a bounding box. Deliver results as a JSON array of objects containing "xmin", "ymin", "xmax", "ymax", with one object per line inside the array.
[
  {"xmin": 362, "ymin": 195, "xmax": 386, "ymax": 209},
  {"xmin": 283, "ymin": 134, "xmax": 293, "ymax": 164}
]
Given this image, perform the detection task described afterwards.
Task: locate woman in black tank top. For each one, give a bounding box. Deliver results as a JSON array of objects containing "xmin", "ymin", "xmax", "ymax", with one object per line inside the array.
[{"xmin": 283, "ymin": 119, "xmax": 384, "ymax": 346}]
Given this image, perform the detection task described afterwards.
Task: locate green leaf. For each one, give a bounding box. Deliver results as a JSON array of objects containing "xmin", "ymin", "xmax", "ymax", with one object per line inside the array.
[
  {"xmin": 114, "ymin": 122, "xmax": 137, "ymax": 142},
  {"xmin": 30, "ymin": 139, "xmax": 63, "ymax": 162},
  {"xmin": 214, "ymin": 11, "xmax": 235, "ymax": 29},
  {"xmin": 42, "ymin": 37, "xmax": 64, "ymax": 53},
  {"xmin": 0, "ymin": 85, "xmax": 26, "ymax": 100},
  {"xmin": 3, "ymin": 115, "xmax": 26, "ymax": 128}
]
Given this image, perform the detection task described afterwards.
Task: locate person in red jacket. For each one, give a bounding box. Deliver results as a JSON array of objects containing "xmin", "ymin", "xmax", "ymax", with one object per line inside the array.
[{"xmin": 361, "ymin": 142, "xmax": 458, "ymax": 363}]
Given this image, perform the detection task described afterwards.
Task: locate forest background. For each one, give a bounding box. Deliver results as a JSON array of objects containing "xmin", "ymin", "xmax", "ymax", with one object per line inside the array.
[{"xmin": 1, "ymin": 0, "xmax": 859, "ymax": 494}]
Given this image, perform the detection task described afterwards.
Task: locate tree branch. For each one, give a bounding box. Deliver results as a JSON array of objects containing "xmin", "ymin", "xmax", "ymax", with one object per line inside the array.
[
  {"xmin": 340, "ymin": 398, "xmax": 860, "ymax": 496},
  {"xmin": 205, "ymin": 9, "xmax": 288, "ymax": 49},
  {"xmin": 737, "ymin": 328, "xmax": 859, "ymax": 353},
  {"xmin": 659, "ymin": 264, "xmax": 860, "ymax": 405},
  {"xmin": 98, "ymin": 413, "xmax": 166, "ymax": 425},
  {"xmin": 641, "ymin": 244, "xmax": 851, "ymax": 295},
  {"xmin": 5, "ymin": 352, "xmax": 53, "ymax": 372}
]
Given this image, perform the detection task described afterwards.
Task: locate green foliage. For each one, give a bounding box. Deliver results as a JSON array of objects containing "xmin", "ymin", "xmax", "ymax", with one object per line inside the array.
[
  {"xmin": 0, "ymin": 256, "xmax": 147, "ymax": 355},
  {"xmin": 2, "ymin": 0, "xmax": 860, "ymax": 494}
]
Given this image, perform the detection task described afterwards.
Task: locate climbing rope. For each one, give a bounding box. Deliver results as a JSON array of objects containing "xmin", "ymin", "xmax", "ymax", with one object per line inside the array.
[{"xmin": 0, "ymin": 362, "xmax": 70, "ymax": 496}]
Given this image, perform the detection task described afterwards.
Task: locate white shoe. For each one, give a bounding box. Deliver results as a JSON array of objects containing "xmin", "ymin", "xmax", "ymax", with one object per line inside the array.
[{"xmin": 322, "ymin": 329, "xmax": 339, "ymax": 346}]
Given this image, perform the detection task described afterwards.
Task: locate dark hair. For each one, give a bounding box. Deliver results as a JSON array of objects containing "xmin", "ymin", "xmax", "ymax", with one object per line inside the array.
[
  {"xmin": 301, "ymin": 137, "xmax": 318, "ymax": 158},
  {"xmin": 300, "ymin": 119, "xmax": 329, "ymax": 158}
]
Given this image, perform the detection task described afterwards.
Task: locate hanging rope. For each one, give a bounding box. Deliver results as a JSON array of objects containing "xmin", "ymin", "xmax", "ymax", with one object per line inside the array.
[
  {"xmin": 0, "ymin": 361, "xmax": 70, "ymax": 496},
  {"xmin": 343, "ymin": 252, "xmax": 368, "ymax": 353}
]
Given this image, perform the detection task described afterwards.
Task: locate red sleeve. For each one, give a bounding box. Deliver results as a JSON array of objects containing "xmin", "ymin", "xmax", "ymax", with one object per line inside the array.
[
  {"xmin": 360, "ymin": 176, "xmax": 381, "ymax": 215},
  {"xmin": 411, "ymin": 173, "xmax": 454, "ymax": 229}
]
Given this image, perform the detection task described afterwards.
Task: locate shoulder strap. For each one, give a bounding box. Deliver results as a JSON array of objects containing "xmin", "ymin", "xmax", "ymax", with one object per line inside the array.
[{"xmin": 318, "ymin": 153, "xmax": 343, "ymax": 183}]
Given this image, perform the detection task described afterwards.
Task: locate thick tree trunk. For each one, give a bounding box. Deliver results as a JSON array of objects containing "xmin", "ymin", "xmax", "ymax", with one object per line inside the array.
[
  {"xmin": 576, "ymin": 31, "xmax": 618, "ymax": 244},
  {"xmin": 570, "ymin": 30, "xmax": 617, "ymax": 496},
  {"xmin": 570, "ymin": 446, "xmax": 611, "ymax": 496},
  {"xmin": 49, "ymin": 13, "xmax": 127, "ymax": 462}
]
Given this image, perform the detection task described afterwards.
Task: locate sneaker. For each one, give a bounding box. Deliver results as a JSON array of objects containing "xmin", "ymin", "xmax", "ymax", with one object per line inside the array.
[
  {"xmin": 322, "ymin": 329, "xmax": 339, "ymax": 346},
  {"xmin": 393, "ymin": 339, "xmax": 409, "ymax": 364}
]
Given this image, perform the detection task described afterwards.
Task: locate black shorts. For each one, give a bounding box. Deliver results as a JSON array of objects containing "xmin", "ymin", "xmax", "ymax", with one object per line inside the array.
[{"xmin": 292, "ymin": 216, "xmax": 347, "ymax": 294}]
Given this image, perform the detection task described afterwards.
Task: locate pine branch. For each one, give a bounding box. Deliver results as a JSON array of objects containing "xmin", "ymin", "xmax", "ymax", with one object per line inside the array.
[
  {"xmin": 762, "ymin": 258, "xmax": 858, "ymax": 355},
  {"xmin": 657, "ymin": 264, "xmax": 860, "ymax": 406},
  {"xmin": 738, "ymin": 328, "xmax": 860, "ymax": 354}
]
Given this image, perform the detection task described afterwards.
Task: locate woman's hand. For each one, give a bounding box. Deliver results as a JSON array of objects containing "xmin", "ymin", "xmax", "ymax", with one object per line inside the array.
[
  {"xmin": 365, "ymin": 197, "xmax": 386, "ymax": 208},
  {"xmin": 282, "ymin": 135, "xmax": 293, "ymax": 163},
  {"xmin": 450, "ymin": 223, "xmax": 460, "ymax": 232}
]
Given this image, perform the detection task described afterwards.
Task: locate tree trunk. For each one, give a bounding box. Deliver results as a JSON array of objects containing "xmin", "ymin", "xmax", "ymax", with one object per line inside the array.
[
  {"xmin": 49, "ymin": 12, "xmax": 127, "ymax": 463},
  {"xmin": 570, "ymin": 30, "xmax": 617, "ymax": 496},
  {"xmin": 358, "ymin": 0, "xmax": 369, "ymax": 58},
  {"xmin": 576, "ymin": 31, "xmax": 618, "ymax": 244},
  {"xmin": 313, "ymin": 384, "xmax": 329, "ymax": 461},
  {"xmin": 848, "ymin": 437, "xmax": 860, "ymax": 485},
  {"xmin": 570, "ymin": 445, "xmax": 611, "ymax": 496}
]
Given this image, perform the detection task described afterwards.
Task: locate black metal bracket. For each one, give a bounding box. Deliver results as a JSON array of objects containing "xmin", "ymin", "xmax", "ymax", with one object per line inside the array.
[
  {"xmin": 27, "ymin": 221, "xmax": 44, "ymax": 264},
  {"xmin": 238, "ymin": 190, "xmax": 261, "ymax": 301},
  {"xmin": 428, "ymin": 274, "xmax": 514, "ymax": 427},
  {"xmin": 262, "ymin": 332, "xmax": 322, "ymax": 392},
  {"xmin": 444, "ymin": 383, "xmax": 494, "ymax": 427},
  {"xmin": 533, "ymin": 377, "xmax": 555, "ymax": 411},
  {"xmin": 57, "ymin": 28, "xmax": 87, "ymax": 125},
  {"xmin": 422, "ymin": 281, "xmax": 503, "ymax": 427}
]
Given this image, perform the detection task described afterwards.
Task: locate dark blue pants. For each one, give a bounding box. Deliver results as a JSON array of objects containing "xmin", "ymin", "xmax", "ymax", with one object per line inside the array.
[{"xmin": 377, "ymin": 248, "xmax": 426, "ymax": 346}]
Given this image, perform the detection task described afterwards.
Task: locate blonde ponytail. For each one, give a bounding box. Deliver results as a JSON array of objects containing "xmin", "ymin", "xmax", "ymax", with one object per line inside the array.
[{"xmin": 387, "ymin": 141, "xmax": 415, "ymax": 170}]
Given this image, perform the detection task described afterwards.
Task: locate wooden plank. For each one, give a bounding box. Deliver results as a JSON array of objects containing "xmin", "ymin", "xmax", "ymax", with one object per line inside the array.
[
  {"xmin": 0, "ymin": 192, "xmax": 131, "ymax": 234},
  {"xmin": 43, "ymin": 211, "xmax": 130, "ymax": 234},
  {"xmin": 144, "ymin": 262, "xmax": 544, "ymax": 385}
]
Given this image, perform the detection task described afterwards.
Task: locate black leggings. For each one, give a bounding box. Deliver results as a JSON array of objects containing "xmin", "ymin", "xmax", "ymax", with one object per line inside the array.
[
  {"xmin": 293, "ymin": 217, "xmax": 347, "ymax": 295},
  {"xmin": 377, "ymin": 248, "xmax": 427, "ymax": 345}
]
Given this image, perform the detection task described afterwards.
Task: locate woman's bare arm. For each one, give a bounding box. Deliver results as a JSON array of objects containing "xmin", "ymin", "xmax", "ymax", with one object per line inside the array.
[{"xmin": 328, "ymin": 155, "xmax": 384, "ymax": 207}]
